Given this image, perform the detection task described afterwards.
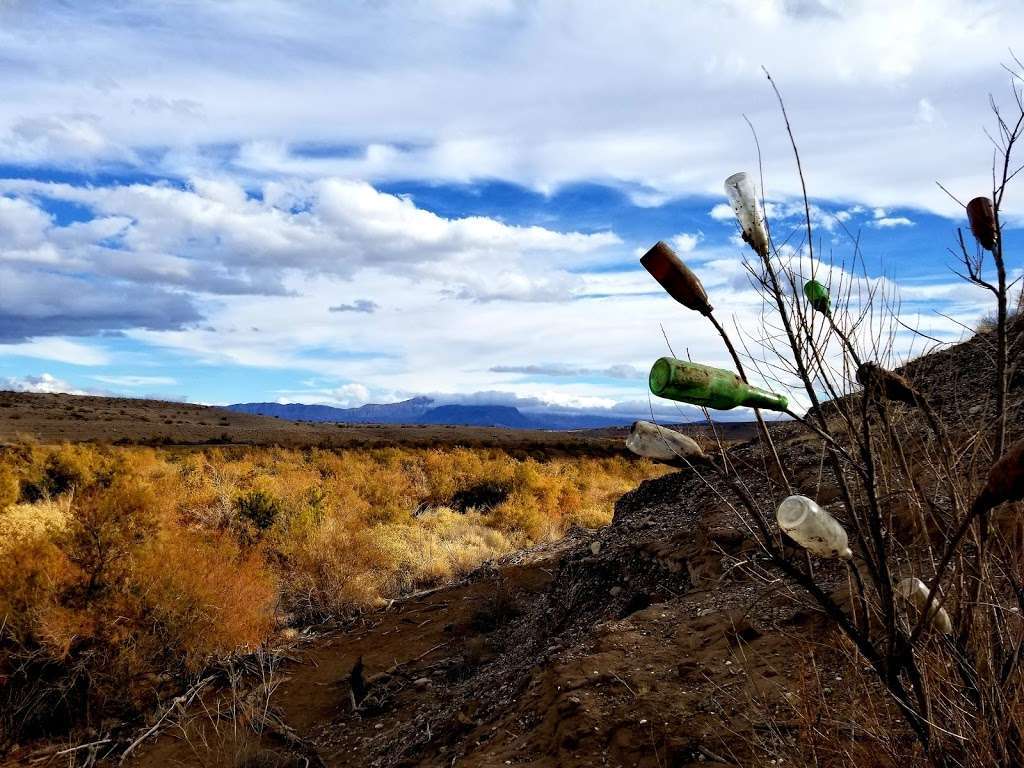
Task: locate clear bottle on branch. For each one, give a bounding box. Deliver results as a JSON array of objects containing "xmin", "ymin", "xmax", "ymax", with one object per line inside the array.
[
  {"xmin": 724, "ymin": 172, "xmax": 770, "ymax": 257},
  {"xmin": 775, "ymin": 495, "xmax": 853, "ymax": 560},
  {"xmin": 625, "ymin": 420, "xmax": 706, "ymax": 464},
  {"xmin": 897, "ymin": 577, "xmax": 953, "ymax": 635}
]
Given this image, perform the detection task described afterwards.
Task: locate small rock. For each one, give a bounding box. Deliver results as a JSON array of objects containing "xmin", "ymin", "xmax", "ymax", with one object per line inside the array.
[
  {"xmin": 590, "ymin": 541, "xmax": 602, "ymax": 555},
  {"xmin": 414, "ymin": 677, "xmax": 431, "ymax": 690},
  {"xmin": 558, "ymin": 695, "xmax": 583, "ymax": 715},
  {"xmin": 725, "ymin": 609, "xmax": 762, "ymax": 646},
  {"xmin": 610, "ymin": 586, "xmax": 623, "ymax": 597}
]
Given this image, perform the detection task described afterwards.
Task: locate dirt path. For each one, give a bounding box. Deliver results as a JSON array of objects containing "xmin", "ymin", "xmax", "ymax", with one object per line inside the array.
[{"xmin": 129, "ymin": 549, "xmax": 562, "ymax": 768}]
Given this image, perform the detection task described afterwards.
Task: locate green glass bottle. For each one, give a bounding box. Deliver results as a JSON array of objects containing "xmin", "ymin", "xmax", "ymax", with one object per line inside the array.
[
  {"xmin": 649, "ymin": 357, "xmax": 789, "ymax": 412},
  {"xmin": 803, "ymin": 280, "xmax": 831, "ymax": 316}
]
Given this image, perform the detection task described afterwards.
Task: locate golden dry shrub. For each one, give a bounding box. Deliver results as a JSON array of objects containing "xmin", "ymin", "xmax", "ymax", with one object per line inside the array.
[
  {"xmin": 366, "ymin": 509, "xmax": 512, "ymax": 592},
  {"xmin": 0, "ymin": 527, "xmax": 75, "ymax": 646},
  {"xmin": 0, "ymin": 438, "xmax": 651, "ymax": 734},
  {"xmin": 277, "ymin": 514, "xmax": 393, "ymax": 617},
  {"xmin": 346, "ymin": 450, "xmax": 422, "ymax": 524},
  {"xmin": 3, "ymin": 522, "xmax": 276, "ymax": 727},
  {"xmin": 0, "ymin": 463, "xmax": 19, "ymax": 511},
  {"xmin": 421, "ymin": 447, "xmax": 506, "ymax": 505},
  {"xmin": 21, "ymin": 443, "xmax": 116, "ymax": 501},
  {"xmin": 0, "ymin": 495, "xmax": 71, "ymax": 545},
  {"xmin": 130, "ymin": 529, "xmax": 277, "ymax": 672},
  {"xmin": 405, "ymin": 508, "xmax": 511, "ymax": 577},
  {"xmin": 0, "ymin": 441, "xmax": 664, "ymax": 738},
  {"xmin": 61, "ymin": 478, "xmax": 159, "ymax": 597},
  {"xmin": 279, "ymin": 508, "xmax": 514, "ymax": 619}
]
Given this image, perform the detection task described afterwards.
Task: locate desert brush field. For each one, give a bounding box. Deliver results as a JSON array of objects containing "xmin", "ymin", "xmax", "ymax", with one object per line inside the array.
[{"xmin": 0, "ymin": 441, "xmax": 665, "ymax": 743}]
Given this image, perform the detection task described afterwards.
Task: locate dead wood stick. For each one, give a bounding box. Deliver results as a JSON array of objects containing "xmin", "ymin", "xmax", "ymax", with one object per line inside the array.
[{"xmin": 119, "ymin": 675, "xmax": 215, "ymax": 763}]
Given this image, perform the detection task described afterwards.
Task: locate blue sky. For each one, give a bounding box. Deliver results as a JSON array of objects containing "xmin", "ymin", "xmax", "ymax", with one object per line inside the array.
[{"xmin": 0, "ymin": 0, "xmax": 1020, "ymax": 421}]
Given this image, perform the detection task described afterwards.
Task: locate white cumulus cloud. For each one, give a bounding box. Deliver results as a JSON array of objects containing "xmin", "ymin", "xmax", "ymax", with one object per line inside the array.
[{"xmin": 1, "ymin": 372, "xmax": 94, "ymax": 395}]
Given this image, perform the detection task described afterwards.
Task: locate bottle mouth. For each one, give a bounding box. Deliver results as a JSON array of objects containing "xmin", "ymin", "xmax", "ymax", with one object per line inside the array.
[
  {"xmin": 648, "ymin": 358, "xmax": 673, "ymax": 396},
  {"xmin": 724, "ymin": 171, "xmax": 750, "ymax": 192},
  {"xmin": 776, "ymin": 495, "xmax": 811, "ymax": 529}
]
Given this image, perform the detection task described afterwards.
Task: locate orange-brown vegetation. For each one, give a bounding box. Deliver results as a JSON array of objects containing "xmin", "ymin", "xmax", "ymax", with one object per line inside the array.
[{"xmin": 0, "ymin": 441, "xmax": 663, "ymax": 742}]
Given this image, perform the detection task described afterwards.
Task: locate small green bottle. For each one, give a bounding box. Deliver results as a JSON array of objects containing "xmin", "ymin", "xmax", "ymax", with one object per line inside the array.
[
  {"xmin": 649, "ymin": 357, "xmax": 789, "ymax": 412},
  {"xmin": 803, "ymin": 280, "xmax": 831, "ymax": 316}
]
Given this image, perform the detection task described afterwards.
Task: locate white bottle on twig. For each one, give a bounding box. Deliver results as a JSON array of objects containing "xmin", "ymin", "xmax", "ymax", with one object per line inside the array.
[
  {"xmin": 775, "ymin": 495, "xmax": 853, "ymax": 560},
  {"xmin": 625, "ymin": 420, "xmax": 705, "ymax": 464},
  {"xmin": 897, "ymin": 577, "xmax": 953, "ymax": 635},
  {"xmin": 724, "ymin": 172, "xmax": 770, "ymax": 257}
]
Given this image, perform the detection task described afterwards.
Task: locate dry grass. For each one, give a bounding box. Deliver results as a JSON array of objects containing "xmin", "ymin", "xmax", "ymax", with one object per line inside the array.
[{"xmin": 0, "ymin": 441, "xmax": 663, "ymax": 742}]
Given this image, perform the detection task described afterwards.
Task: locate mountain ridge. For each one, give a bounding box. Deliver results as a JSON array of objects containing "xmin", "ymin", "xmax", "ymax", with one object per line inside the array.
[{"xmin": 226, "ymin": 397, "xmax": 640, "ymax": 430}]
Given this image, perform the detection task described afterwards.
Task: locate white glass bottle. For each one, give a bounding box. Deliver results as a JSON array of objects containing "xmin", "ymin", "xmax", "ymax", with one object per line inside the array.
[
  {"xmin": 897, "ymin": 577, "xmax": 953, "ymax": 634},
  {"xmin": 724, "ymin": 172, "xmax": 770, "ymax": 257},
  {"xmin": 625, "ymin": 421, "xmax": 705, "ymax": 464},
  {"xmin": 775, "ymin": 495, "xmax": 853, "ymax": 560}
]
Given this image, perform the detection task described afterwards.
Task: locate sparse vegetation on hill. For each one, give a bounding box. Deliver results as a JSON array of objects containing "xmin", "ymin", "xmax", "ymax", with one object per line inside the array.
[{"xmin": 0, "ymin": 442, "xmax": 664, "ymax": 744}]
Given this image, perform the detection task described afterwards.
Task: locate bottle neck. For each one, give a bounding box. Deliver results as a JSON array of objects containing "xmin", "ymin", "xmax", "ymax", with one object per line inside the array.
[{"xmin": 741, "ymin": 385, "xmax": 788, "ymax": 412}]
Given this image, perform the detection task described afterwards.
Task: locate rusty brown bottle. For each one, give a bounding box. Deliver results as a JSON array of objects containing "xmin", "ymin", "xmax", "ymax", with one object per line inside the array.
[
  {"xmin": 856, "ymin": 362, "xmax": 921, "ymax": 406},
  {"xmin": 974, "ymin": 439, "xmax": 1024, "ymax": 513},
  {"xmin": 640, "ymin": 241, "xmax": 712, "ymax": 315},
  {"xmin": 967, "ymin": 196, "xmax": 997, "ymax": 251}
]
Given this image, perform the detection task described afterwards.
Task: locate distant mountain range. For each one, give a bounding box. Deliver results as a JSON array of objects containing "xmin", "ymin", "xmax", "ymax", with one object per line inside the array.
[{"xmin": 226, "ymin": 397, "xmax": 637, "ymax": 430}]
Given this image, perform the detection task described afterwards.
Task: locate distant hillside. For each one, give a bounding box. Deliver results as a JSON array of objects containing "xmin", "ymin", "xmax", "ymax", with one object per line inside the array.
[
  {"xmin": 227, "ymin": 398, "xmax": 635, "ymax": 430},
  {"xmin": 227, "ymin": 396, "xmax": 435, "ymax": 424},
  {"xmin": 416, "ymin": 404, "xmax": 533, "ymax": 429},
  {"xmin": 0, "ymin": 390, "xmax": 634, "ymax": 454}
]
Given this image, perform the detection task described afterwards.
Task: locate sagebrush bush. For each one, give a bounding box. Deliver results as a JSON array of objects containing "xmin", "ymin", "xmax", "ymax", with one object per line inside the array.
[
  {"xmin": 62, "ymin": 478, "xmax": 158, "ymax": 598},
  {"xmin": 234, "ymin": 488, "xmax": 284, "ymax": 532},
  {"xmin": 20, "ymin": 444, "xmax": 106, "ymax": 501}
]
